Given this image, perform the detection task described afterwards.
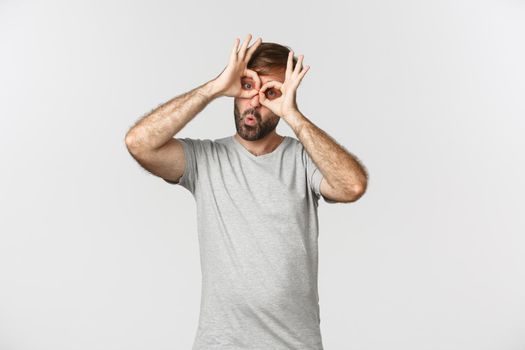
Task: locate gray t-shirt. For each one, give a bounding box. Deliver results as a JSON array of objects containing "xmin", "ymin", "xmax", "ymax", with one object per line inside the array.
[{"xmin": 164, "ymin": 135, "xmax": 331, "ymax": 350}]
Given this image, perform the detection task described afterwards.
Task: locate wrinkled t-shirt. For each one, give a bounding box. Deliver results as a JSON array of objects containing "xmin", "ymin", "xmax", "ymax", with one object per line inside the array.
[{"xmin": 164, "ymin": 135, "xmax": 333, "ymax": 350}]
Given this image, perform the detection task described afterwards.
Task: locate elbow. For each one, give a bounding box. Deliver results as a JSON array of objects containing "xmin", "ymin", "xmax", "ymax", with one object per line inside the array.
[
  {"xmin": 125, "ymin": 133, "xmax": 135, "ymax": 151},
  {"xmin": 351, "ymin": 173, "xmax": 368, "ymax": 200},
  {"xmin": 346, "ymin": 182, "xmax": 367, "ymax": 202},
  {"xmin": 125, "ymin": 128, "xmax": 138, "ymax": 146},
  {"xmin": 125, "ymin": 132, "xmax": 143, "ymax": 157}
]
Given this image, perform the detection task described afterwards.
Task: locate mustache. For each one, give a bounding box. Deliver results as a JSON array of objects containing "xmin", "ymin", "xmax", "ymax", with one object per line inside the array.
[{"xmin": 243, "ymin": 109, "xmax": 261, "ymax": 119}]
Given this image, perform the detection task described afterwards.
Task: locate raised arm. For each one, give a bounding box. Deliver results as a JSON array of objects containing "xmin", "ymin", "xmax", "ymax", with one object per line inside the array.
[
  {"xmin": 124, "ymin": 80, "xmax": 219, "ymax": 183},
  {"xmin": 124, "ymin": 34, "xmax": 263, "ymax": 183},
  {"xmin": 256, "ymin": 50, "xmax": 368, "ymax": 203}
]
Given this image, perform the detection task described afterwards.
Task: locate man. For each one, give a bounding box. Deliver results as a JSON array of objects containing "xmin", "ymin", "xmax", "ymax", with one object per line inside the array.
[{"xmin": 125, "ymin": 33, "xmax": 368, "ymax": 350}]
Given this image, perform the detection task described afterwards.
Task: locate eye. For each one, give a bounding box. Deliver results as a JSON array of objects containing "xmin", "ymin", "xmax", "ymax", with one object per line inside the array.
[
  {"xmin": 242, "ymin": 82, "xmax": 252, "ymax": 90},
  {"xmin": 265, "ymin": 89, "xmax": 282, "ymax": 100}
]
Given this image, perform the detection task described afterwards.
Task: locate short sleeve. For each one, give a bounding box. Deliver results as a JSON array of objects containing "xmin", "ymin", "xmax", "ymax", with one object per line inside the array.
[
  {"xmin": 163, "ymin": 137, "xmax": 198, "ymax": 194},
  {"xmin": 303, "ymin": 149, "xmax": 323, "ymax": 200},
  {"xmin": 302, "ymin": 146, "xmax": 338, "ymax": 204}
]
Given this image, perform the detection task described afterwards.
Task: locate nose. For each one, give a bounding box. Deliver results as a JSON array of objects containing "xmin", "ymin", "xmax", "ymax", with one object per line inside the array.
[{"xmin": 249, "ymin": 93, "xmax": 261, "ymax": 107}]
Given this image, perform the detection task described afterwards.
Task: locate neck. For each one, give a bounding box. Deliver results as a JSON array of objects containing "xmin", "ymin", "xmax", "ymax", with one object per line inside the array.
[{"xmin": 234, "ymin": 133, "xmax": 284, "ymax": 157}]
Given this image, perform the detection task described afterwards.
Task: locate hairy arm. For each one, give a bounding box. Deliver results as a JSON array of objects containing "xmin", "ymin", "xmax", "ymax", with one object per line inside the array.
[
  {"xmin": 123, "ymin": 79, "xmax": 221, "ymax": 183},
  {"xmin": 125, "ymin": 80, "xmax": 218, "ymax": 152},
  {"xmin": 286, "ymin": 110, "xmax": 369, "ymax": 202},
  {"xmin": 124, "ymin": 34, "xmax": 263, "ymax": 183}
]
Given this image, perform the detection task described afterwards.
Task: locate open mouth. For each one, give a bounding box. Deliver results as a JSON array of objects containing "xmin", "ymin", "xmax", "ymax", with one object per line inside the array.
[{"xmin": 244, "ymin": 115, "xmax": 257, "ymax": 126}]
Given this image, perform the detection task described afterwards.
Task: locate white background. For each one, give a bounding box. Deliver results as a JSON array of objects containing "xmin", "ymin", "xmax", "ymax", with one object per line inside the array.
[{"xmin": 1, "ymin": 0, "xmax": 524, "ymax": 349}]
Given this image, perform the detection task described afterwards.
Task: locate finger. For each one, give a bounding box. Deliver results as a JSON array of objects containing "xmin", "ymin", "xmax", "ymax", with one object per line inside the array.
[
  {"xmin": 245, "ymin": 37, "xmax": 262, "ymax": 62},
  {"xmin": 260, "ymin": 80, "xmax": 283, "ymax": 93},
  {"xmin": 297, "ymin": 65, "xmax": 310, "ymax": 82},
  {"xmin": 230, "ymin": 38, "xmax": 240, "ymax": 61},
  {"xmin": 285, "ymin": 51, "xmax": 294, "ymax": 80},
  {"xmin": 294, "ymin": 54, "xmax": 304, "ymax": 76},
  {"xmin": 258, "ymin": 90, "xmax": 270, "ymax": 107},
  {"xmin": 244, "ymin": 69, "xmax": 261, "ymax": 90},
  {"xmin": 239, "ymin": 89, "xmax": 259, "ymax": 99},
  {"xmin": 238, "ymin": 33, "xmax": 252, "ymax": 60}
]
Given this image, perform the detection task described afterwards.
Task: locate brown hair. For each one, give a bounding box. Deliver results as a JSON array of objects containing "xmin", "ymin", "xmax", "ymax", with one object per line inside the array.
[{"xmin": 247, "ymin": 42, "xmax": 298, "ymax": 76}]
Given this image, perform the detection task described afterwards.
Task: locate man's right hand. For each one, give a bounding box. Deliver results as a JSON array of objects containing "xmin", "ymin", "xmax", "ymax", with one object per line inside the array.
[{"xmin": 211, "ymin": 34, "xmax": 262, "ymax": 99}]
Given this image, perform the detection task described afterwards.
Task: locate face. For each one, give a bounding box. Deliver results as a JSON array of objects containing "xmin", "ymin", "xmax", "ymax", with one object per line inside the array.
[{"xmin": 234, "ymin": 69, "xmax": 284, "ymax": 141}]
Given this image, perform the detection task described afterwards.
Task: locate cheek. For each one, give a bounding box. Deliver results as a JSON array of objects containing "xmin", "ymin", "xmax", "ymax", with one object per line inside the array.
[
  {"xmin": 262, "ymin": 106, "xmax": 277, "ymax": 116},
  {"xmin": 260, "ymin": 110, "xmax": 278, "ymax": 123}
]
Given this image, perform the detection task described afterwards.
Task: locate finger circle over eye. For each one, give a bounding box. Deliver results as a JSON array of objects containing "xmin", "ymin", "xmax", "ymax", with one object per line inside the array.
[
  {"xmin": 243, "ymin": 69, "xmax": 261, "ymax": 90},
  {"xmin": 261, "ymin": 81, "xmax": 282, "ymax": 92}
]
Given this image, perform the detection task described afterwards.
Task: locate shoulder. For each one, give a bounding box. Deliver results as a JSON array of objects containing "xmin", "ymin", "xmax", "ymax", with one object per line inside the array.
[
  {"xmin": 177, "ymin": 137, "xmax": 233, "ymax": 159},
  {"xmin": 282, "ymin": 135, "xmax": 302, "ymax": 153},
  {"xmin": 177, "ymin": 137, "xmax": 222, "ymax": 150},
  {"xmin": 285, "ymin": 137, "xmax": 312, "ymax": 162}
]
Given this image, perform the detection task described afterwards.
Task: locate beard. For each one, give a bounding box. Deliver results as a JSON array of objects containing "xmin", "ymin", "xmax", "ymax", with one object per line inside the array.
[{"xmin": 233, "ymin": 102, "xmax": 280, "ymax": 141}]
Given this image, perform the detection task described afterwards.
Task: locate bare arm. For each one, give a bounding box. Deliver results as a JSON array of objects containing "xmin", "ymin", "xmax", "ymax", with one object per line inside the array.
[
  {"xmin": 125, "ymin": 81, "xmax": 218, "ymax": 152},
  {"xmin": 288, "ymin": 110, "xmax": 369, "ymax": 202},
  {"xmin": 124, "ymin": 34, "xmax": 262, "ymax": 183},
  {"xmin": 256, "ymin": 51, "xmax": 368, "ymax": 203},
  {"xmin": 124, "ymin": 80, "xmax": 220, "ymax": 182}
]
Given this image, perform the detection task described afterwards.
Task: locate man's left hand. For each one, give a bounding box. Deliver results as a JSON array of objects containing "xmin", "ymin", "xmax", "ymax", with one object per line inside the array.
[{"xmin": 258, "ymin": 51, "xmax": 310, "ymax": 120}]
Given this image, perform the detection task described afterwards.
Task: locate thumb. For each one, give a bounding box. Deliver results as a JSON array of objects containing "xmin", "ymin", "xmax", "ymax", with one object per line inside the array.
[{"xmin": 258, "ymin": 90, "xmax": 271, "ymax": 108}]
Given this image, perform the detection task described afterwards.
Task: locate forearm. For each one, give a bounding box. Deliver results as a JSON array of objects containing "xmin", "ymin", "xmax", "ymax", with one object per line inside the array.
[
  {"xmin": 286, "ymin": 110, "xmax": 368, "ymax": 194},
  {"xmin": 125, "ymin": 79, "xmax": 220, "ymax": 151}
]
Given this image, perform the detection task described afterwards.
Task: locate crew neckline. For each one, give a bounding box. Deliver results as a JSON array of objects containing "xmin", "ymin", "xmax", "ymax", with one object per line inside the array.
[{"xmin": 231, "ymin": 135, "xmax": 289, "ymax": 160}]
